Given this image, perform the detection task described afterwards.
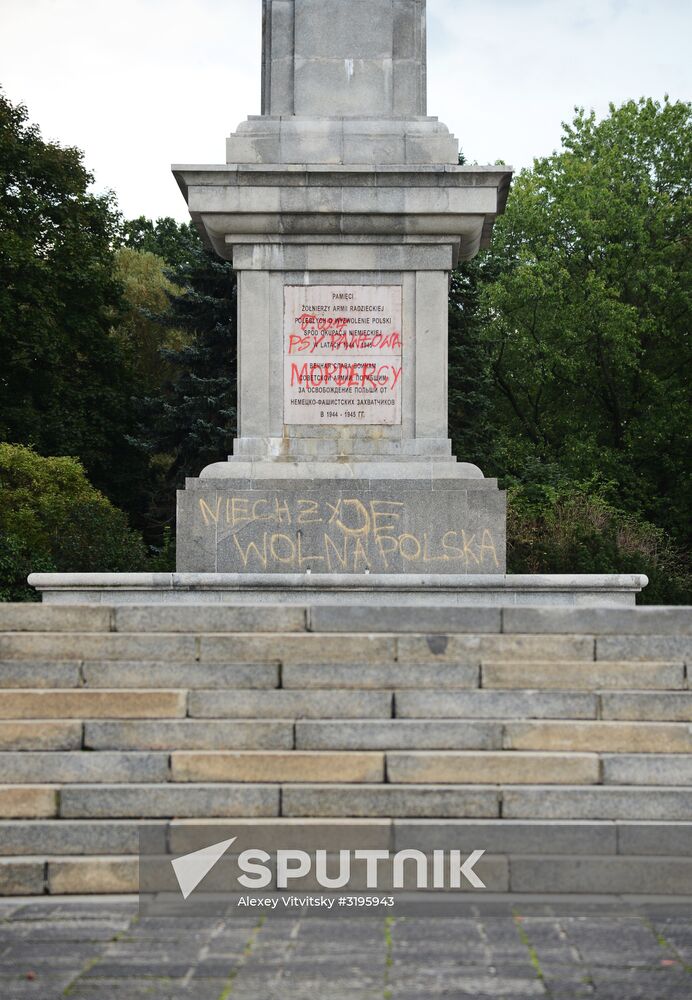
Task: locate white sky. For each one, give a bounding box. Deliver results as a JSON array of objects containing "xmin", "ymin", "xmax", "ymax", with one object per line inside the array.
[{"xmin": 1, "ymin": 0, "xmax": 690, "ymax": 222}]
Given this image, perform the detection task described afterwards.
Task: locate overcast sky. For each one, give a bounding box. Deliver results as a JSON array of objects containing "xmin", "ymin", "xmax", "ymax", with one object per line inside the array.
[{"xmin": 1, "ymin": 0, "xmax": 690, "ymax": 222}]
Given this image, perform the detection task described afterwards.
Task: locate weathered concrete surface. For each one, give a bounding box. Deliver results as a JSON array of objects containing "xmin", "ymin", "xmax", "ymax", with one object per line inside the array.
[
  {"xmin": 177, "ymin": 479, "xmax": 506, "ymax": 574},
  {"xmin": 29, "ymin": 573, "xmax": 649, "ymax": 605},
  {"xmin": 262, "ymin": 0, "xmax": 429, "ymax": 120},
  {"xmin": 171, "ymin": 0, "xmax": 514, "ymax": 563}
]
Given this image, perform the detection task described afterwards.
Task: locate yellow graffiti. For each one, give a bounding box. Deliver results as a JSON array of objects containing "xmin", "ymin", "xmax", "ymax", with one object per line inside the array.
[
  {"xmin": 199, "ymin": 493, "xmax": 500, "ymax": 571},
  {"xmin": 199, "ymin": 497, "xmax": 222, "ymax": 526}
]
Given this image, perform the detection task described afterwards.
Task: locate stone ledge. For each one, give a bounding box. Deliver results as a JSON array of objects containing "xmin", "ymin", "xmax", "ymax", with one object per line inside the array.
[{"xmin": 28, "ymin": 572, "xmax": 649, "ymax": 606}]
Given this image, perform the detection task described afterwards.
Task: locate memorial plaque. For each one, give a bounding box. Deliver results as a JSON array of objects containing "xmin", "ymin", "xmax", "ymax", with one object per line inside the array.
[{"xmin": 283, "ymin": 285, "xmax": 402, "ymax": 425}]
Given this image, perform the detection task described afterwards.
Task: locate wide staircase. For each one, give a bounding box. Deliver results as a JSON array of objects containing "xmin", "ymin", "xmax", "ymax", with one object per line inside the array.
[{"xmin": 0, "ymin": 602, "xmax": 690, "ymax": 896}]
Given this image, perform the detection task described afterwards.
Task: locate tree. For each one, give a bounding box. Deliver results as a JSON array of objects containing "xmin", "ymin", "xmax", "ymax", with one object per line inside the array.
[
  {"xmin": 122, "ymin": 220, "xmax": 237, "ymax": 537},
  {"xmin": 124, "ymin": 215, "xmax": 201, "ymax": 271},
  {"xmin": 150, "ymin": 242, "xmax": 237, "ymax": 482},
  {"xmin": 0, "ymin": 444, "xmax": 148, "ymax": 601},
  {"xmin": 111, "ymin": 246, "xmax": 185, "ymax": 389},
  {"xmin": 450, "ymin": 98, "xmax": 691, "ymax": 547},
  {"xmin": 0, "ymin": 89, "xmax": 148, "ymax": 517}
]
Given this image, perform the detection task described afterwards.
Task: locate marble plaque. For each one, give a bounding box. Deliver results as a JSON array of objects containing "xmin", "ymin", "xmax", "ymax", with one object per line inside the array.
[{"xmin": 283, "ymin": 284, "xmax": 402, "ymax": 425}]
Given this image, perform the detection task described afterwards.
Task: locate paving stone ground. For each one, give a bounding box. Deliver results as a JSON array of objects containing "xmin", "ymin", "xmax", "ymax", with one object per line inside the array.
[{"xmin": 0, "ymin": 896, "xmax": 690, "ymax": 999}]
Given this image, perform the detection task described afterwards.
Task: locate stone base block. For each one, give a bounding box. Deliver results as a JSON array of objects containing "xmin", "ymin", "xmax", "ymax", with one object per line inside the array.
[
  {"xmin": 29, "ymin": 573, "xmax": 648, "ymax": 606},
  {"xmin": 177, "ymin": 476, "xmax": 506, "ymax": 575}
]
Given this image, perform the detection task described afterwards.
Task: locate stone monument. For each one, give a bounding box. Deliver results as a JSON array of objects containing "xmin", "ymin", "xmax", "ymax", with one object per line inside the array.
[
  {"xmin": 173, "ymin": 0, "xmax": 512, "ymax": 578},
  {"xmin": 28, "ymin": 0, "xmax": 647, "ymax": 605}
]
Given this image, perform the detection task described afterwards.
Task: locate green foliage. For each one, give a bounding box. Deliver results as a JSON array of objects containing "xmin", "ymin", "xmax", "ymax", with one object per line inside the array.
[
  {"xmin": 449, "ymin": 99, "xmax": 691, "ymax": 599},
  {"xmin": 156, "ymin": 243, "xmax": 237, "ymax": 480},
  {"xmin": 129, "ymin": 225, "xmax": 237, "ymax": 500},
  {"xmin": 111, "ymin": 247, "xmax": 185, "ymax": 388},
  {"xmin": 124, "ymin": 216, "xmax": 201, "ymax": 271},
  {"xmin": 487, "ymin": 99, "xmax": 689, "ymax": 540},
  {"xmin": 2, "ymin": 92, "xmax": 689, "ymax": 604},
  {"xmin": 111, "ymin": 218, "xmax": 237, "ymax": 540},
  {"xmin": 507, "ymin": 480, "xmax": 691, "ymax": 605},
  {"xmin": 0, "ymin": 444, "xmax": 148, "ymax": 601},
  {"xmin": 0, "ymin": 89, "xmax": 149, "ymax": 519}
]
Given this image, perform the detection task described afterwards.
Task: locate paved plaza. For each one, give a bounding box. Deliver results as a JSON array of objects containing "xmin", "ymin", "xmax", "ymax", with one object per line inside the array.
[{"xmin": 1, "ymin": 896, "xmax": 691, "ymax": 999}]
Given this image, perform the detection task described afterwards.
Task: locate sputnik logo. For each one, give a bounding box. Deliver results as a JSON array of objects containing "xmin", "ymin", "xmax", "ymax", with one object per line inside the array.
[
  {"xmin": 171, "ymin": 836, "xmax": 487, "ymax": 900},
  {"xmin": 172, "ymin": 837, "xmax": 237, "ymax": 900}
]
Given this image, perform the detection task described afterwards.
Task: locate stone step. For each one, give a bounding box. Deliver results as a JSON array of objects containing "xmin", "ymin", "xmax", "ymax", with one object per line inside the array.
[
  {"xmin": 0, "ymin": 818, "xmax": 392, "ymax": 856},
  {"xmin": 0, "ymin": 658, "xmax": 684, "ymax": 694},
  {"xmin": 0, "ymin": 690, "xmax": 186, "ymax": 719},
  {"xmin": 481, "ymin": 660, "xmax": 685, "ymax": 691},
  {"xmin": 596, "ymin": 635, "xmax": 692, "ymax": 661},
  {"xmin": 281, "ymin": 784, "xmax": 500, "ymax": 819},
  {"xmin": 392, "ymin": 690, "xmax": 689, "ymax": 723},
  {"xmin": 0, "ymin": 820, "xmax": 164, "ymax": 856},
  {"xmin": 0, "ymin": 603, "xmax": 305, "ymax": 634},
  {"xmin": 281, "ymin": 784, "xmax": 692, "ymax": 820},
  {"xmin": 507, "ymin": 855, "xmax": 692, "ymax": 895},
  {"xmin": 385, "ymin": 751, "xmax": 599, "ymax": 785},
  {"xmin": 0, "ymin": 752, "xmax": 170, "ymax": 784},
  {"xmin": 4, "ymin": 719, "xmax": 681, "ymax": 754},
  {"xmin": 0, "ymin": 721, "xmax": 83, "ymax": 750},
  {"xmin": 5, "ymin": 628, "xmax": 684, "ymax": 665},
  {"xmin": 282, "ymin": 662, "xmax": 480, "ymax": 689},
  {"xmin": 601, "ymin": 754, "xmax": 692, "ymax": 786},
  {"xmin": 502, "ymin": 786, "xmax": 692, "ymax": 820},
  {"xmin": 0, "ymin": 632, "xmax": 397, "ymax": 663},
  {"xmin": 391, "ymin": 819, "xmax": 692, "ymax": 857},
  {"xmin": 0, "ymin": 856, "xmax": 138, "ymax": 895},
  {"xmin": 0, "ymin": 632, "xmax": 199, "ymax": 662},
  {"xmin": 0, "ymin": 658, "xmax": 281, "ymax": 690},
  {"xmin": 396, "ymin": 634, "xmax": 595, "ymax": 662},
  {"xmin": 600, "ymin": 691, "xmax": 692, "ymax": 722},
  {"xmin": 0, "ymin": 605, "xmax": 113, "ymax": 633},
  {"xmin": 3, "ymin": 749, "xmax": 689, "ymax": 789},
  {"xmin": 112, "ymin": 605, "xmax": 306, "ymax": 634},
  {"xmin": 0, "ymin": 661, "xmax": 82, "ymax": 688},
  {"xmin": 1, "ymin": 818, "xmax": 691, "ymax": 859},
  {"xmin": 59, "ymin": 784, "xmax": 280, "ymax": 819},
  {"xmin": 168, "ymin": 749, "xmax": 609, "ymax": 785},
  {"xmin": 188, "ymin": 689, "xmax": 393, "ymax": 719},
  {"xmin": 5, "ymin": 851, "xmax": 692, "ymax": 896},
  {"xmin": 0, "ymin": 631, "xmax": 601, "ymax": 663},
  {"xmin": 296, "ymin": 718, "xmax": 692, "ymax": 752},
  {"xmin": 309, "ymin": 605, "xmax": 692, "ymax": 636},
  {"xmin": 84, "ymin": 719, "xmax": 294, "ymax": 750},
  {"xmin": 297, "ymin": 719, "xmax": 503, "ymax": 750},
  {"xmin": 81, "ymin": 661, "xmax": 280, "ymax": 689},
  {"xmin": 2, "ymin": 603, "xmax": 689, "ymax": 636},
  {"xmin": 171, "ymin": 751, "xmax": 384, "ymax": 783},
  {"xmin": 394, "ymin": 690, "xmax": 596, "ymax": 719},
  {"xmin": 499, "ymin": 606, "xmax": 692, "ymax": 636},
  {"xmin": 504, "ymin": 720, "xmax": 692, "ymax": 753},
  {"xmin": 21, "ymin": 782, "xmax": 652, "ymax": 820},
  {"xmin": 0, "ymin": 786, "xmax": 58, "ymax": 818}
]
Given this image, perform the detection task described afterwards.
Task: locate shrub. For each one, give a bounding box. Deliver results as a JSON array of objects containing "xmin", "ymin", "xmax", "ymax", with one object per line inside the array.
[
  {"xmin": 0, "ymin": 444, "xmax": 148, "ymax": 601},
  {"xmin": 507, "ymin": 481, "xmax": 691, "ymax": 605}
]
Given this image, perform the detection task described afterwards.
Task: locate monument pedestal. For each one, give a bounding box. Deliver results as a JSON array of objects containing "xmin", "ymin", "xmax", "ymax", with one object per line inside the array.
[
  {"xmin": 177, "ymin": 476, "xmax": 505, "ymax": 575},
  {"xmin": 171, "ymin": 2, "xmax": 513, "ymax": 586},
  {"xmin": 173, "ymin": 162, "xmax": 511, "ymax": 577}
]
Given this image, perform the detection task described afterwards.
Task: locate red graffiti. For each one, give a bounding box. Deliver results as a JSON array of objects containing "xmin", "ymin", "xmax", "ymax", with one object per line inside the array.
[{"xmin": 290, "ymin": 362, "xmax": 402, "ymax": 390}]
